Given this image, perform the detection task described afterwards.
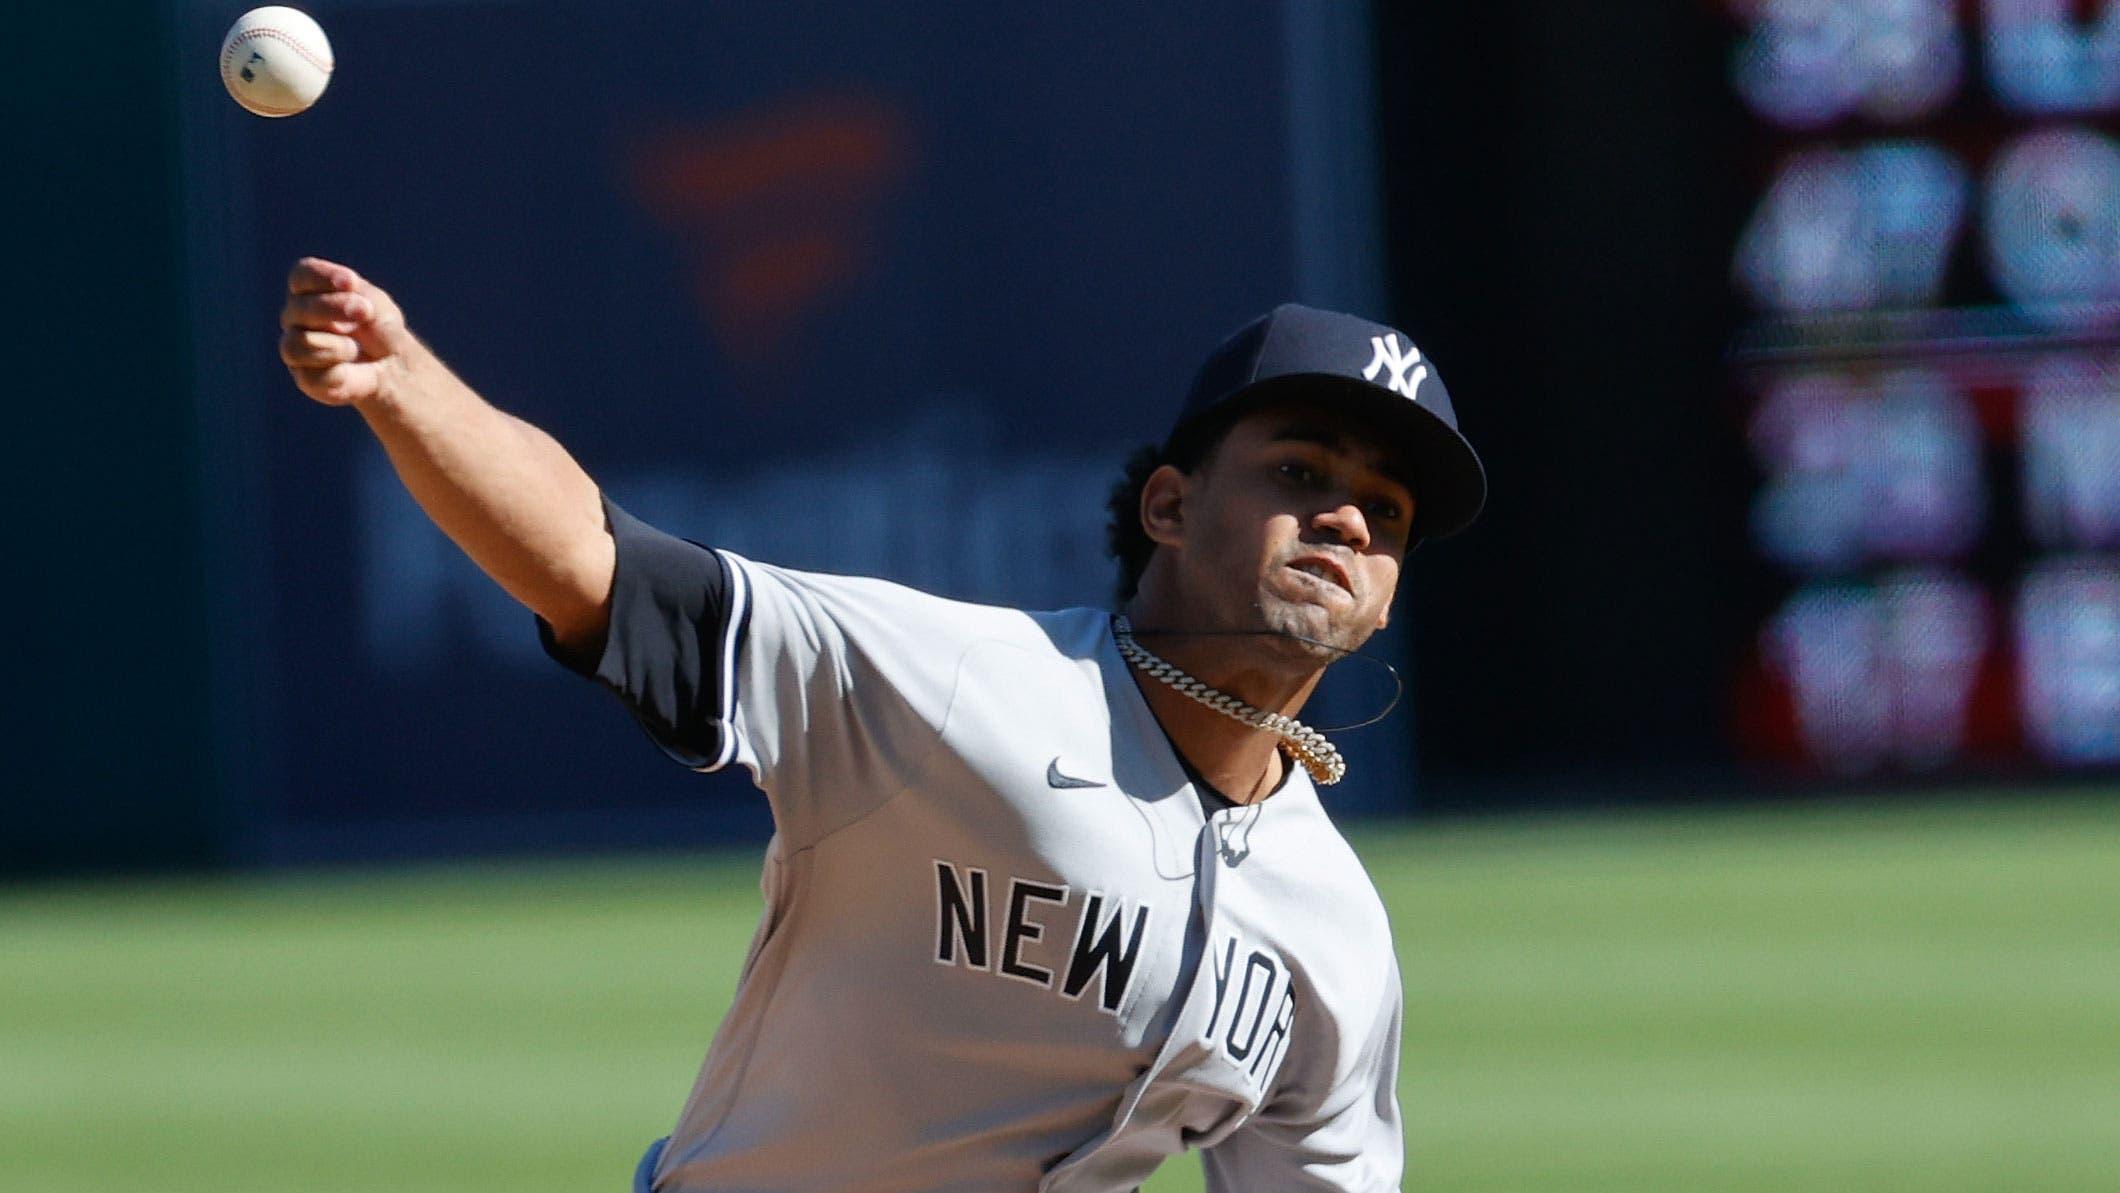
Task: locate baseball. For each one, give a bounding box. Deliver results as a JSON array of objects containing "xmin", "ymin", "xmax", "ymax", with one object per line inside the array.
[{"xmin": 219, "ymin": 7, "xmax": 334, "ymax": 118}]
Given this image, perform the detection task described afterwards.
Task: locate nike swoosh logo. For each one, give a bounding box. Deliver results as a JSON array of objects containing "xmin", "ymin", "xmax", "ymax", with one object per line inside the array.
[{"xmin": 1046, "ymin": 758, "xmax": 1107, "ymax": 789}]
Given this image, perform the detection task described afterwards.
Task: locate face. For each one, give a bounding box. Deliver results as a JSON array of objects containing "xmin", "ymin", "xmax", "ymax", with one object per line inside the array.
[{"xmin": 1140, "ymin": 402, "xmax": 1415, "ymax": 659}]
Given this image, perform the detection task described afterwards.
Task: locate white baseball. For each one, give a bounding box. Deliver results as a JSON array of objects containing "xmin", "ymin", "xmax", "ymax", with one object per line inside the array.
[{"xmin": 219, "ymin": 7, "xmax": 334, "ymax": 118}]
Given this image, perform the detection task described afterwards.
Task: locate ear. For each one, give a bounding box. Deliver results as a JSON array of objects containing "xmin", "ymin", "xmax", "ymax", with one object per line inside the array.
[{"xmin": 1139, "ymin": 464, "xmax": 1189, "ymax": 548}]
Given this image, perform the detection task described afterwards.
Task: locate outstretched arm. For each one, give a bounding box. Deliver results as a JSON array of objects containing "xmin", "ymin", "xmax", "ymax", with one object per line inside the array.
[{"xmin": 277, "ymin": 256, "xmax": 615, "ymax": 651}]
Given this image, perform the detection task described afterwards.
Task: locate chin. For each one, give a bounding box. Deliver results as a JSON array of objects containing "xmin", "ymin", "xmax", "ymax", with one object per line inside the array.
[{"xmin": 1253, "ymin": 594, "xmax": 1373, "ymax": 660}]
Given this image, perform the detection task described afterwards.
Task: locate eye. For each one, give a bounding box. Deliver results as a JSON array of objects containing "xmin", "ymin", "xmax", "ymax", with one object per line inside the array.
[
  {"xmin": 1365, "ymin": 498, "xmax": 1404, "ymax": 523},
  {"xmin": 1277, "ymin": 461, "xmax": 1322, "ymax": 486}
]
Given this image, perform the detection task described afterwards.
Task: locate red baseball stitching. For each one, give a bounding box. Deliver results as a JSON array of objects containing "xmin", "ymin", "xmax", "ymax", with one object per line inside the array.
[{"xmin": 221, "ymin": 25, "xmax": 335, "ymax": 85}]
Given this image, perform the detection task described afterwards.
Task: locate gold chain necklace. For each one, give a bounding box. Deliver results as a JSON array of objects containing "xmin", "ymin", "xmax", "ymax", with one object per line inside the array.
[{"xmin": 1112, "ymin": 617, "xmax": 1347, "ymax": 786}]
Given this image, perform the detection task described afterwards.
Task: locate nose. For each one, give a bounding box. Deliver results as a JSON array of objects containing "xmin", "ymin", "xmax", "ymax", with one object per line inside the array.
[{"xmin": 1312, "ymin": 502, "xmax": 1371, "ymax": 552}]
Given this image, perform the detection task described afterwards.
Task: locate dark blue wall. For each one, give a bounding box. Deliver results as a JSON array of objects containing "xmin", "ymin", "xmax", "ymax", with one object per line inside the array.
[{"xmin": 6, "ymin": 2, "xmax": 216, "ymax": 874}]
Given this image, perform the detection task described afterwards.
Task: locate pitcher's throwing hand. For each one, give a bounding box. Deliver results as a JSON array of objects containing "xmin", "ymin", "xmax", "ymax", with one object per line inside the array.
[{"xmin": 277, "ymin": 257, "xmax": 413, "ymax": 407}]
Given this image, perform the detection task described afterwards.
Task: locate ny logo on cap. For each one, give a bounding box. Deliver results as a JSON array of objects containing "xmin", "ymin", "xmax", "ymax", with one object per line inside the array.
[{"xmin": 1362, "ymin": 334, "xmax": 1428, "ymax": 399}]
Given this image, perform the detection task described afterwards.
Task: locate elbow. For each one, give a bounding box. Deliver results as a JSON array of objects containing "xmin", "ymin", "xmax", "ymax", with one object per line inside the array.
[
  {"xmin": 541, "ymin": 597, "xmax": 611, "ymax": 666},
  {"xmin": 538, "ymin": 541, "xmax": 616, "ymax": 660}
]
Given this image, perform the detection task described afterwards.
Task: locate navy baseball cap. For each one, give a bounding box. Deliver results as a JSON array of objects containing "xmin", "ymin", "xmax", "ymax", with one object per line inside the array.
[{"xmin": 1164, "ymin": 303, "xmax": 1487, "ymax": 539}]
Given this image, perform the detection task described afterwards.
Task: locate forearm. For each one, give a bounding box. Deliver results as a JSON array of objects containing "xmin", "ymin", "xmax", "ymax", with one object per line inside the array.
[{"xmin": 356, "ymin": 338, "xmax": 615, "ymax": 647}]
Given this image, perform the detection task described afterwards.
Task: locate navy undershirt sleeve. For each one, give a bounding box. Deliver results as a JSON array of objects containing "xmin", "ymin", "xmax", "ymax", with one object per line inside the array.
[{"xmin": 536, "ymin": 495, "xmax": 745, "ymax": 769}]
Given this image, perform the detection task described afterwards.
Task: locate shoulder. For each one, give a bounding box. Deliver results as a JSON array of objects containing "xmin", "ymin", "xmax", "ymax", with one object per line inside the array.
[
  {"xmin": 724, "ymin": 553, "xmax": 1066, "ymax": 643},
  {"xmin": 726, "ymin": 553, "xmax": 1113, "ymax": 690}
]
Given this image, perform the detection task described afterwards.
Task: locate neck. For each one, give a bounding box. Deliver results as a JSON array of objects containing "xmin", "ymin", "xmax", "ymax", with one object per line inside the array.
[
  {"xmin": 1119, "ymin": 597, "xmax": 1327, "ymax": 804},
  {"xmin": 1120, "ymin": 593, "xmax": 1328, "ymax": 710}
]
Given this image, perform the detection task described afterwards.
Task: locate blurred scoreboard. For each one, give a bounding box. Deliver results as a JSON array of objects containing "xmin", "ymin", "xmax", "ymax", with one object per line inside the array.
[{"xmin": 1728, "ymin": 1, "xmax": 2120, "ymax": 775}]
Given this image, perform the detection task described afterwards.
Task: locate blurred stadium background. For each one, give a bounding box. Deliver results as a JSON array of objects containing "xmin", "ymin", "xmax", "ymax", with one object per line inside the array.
[{"xmin": 9, "ymin": 1, "xmax": 2120, "ymax": 1189}]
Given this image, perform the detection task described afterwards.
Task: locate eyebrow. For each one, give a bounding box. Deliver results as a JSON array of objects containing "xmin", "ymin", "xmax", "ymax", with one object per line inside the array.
[
  {"xmin": 1267, "ymin": 424, "xmax": 1349, "ymax": 451},
  {"xmin": 1266, "ymin": 423, "xmax": 1417, "ymax": 500}
]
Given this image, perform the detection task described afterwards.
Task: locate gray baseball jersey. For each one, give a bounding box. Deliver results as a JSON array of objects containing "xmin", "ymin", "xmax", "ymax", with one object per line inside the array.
[{"xmin": 545, "ymin": 499, "xmax": 1405, "ymax": 1192}]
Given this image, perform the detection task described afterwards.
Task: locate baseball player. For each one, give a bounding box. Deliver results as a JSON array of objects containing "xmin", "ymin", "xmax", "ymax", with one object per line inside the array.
[{"xmin": 276, "ymin": 256, "xmax": 1486, "ymax": 1191}]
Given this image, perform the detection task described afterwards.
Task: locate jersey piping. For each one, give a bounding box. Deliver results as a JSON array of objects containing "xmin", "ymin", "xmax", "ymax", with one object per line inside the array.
[{"xmin": 697, "ymin": 548, "xmax": 751, "ymax": 773}]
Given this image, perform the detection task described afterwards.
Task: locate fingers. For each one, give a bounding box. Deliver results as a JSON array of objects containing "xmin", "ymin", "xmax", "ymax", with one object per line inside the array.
[
  {"xmin": 280, "ymin": 258, "xmax": 407, "ymax": 408},
  {"xmin": 279, "ymin": 328, "xmax": 361, "ymax": 369},
  {"xmin": 280, "ymin": 289, "xmax": 373, "ymax": 332},
  {"xmin": 287, "ymin": 256, "xmax": 359, "ymax": 296}
]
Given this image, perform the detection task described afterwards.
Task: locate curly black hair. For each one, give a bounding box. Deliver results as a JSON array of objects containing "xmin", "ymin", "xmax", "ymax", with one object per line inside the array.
[
  {"xmin": 1103, "ymin": 422, "xmax": 1232, "ymax": 603},
  {"xmin": 1103, "ymin": 445, "xmax": 1165, "ymax": 603}
]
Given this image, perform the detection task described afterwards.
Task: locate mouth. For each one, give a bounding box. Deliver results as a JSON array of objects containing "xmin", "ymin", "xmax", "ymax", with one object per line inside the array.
[{"xmin": 1283, "ymin": 555, "xmax": 1353, "ymax": 597}]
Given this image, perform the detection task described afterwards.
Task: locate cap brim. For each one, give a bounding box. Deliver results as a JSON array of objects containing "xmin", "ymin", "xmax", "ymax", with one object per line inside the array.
[{"xmin": 1171, "ymin": 374, "xmax": 1488, "ymax": 539}]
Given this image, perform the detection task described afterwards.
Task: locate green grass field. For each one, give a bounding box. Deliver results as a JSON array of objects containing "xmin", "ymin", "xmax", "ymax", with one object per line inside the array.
[{"xmin": 5, "ymin": 796, "xmax": 2118, "ymax": 1192}]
